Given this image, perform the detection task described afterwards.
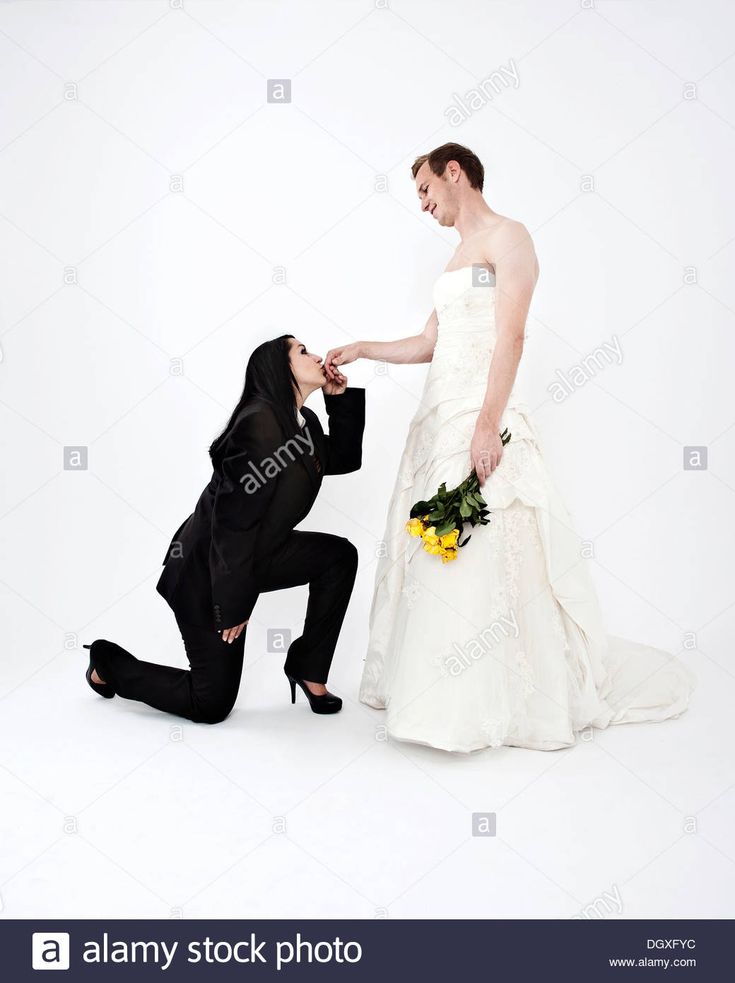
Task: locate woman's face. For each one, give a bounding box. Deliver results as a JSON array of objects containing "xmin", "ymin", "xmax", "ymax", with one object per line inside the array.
[{"xmin": 289, "ymin": 338, "xmax": 327, "ymax": 390}]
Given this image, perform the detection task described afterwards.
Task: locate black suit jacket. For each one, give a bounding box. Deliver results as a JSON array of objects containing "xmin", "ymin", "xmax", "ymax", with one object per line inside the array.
[{"xmin": 156, "ymin": 387, "xmax": 366, "ymax": 631}]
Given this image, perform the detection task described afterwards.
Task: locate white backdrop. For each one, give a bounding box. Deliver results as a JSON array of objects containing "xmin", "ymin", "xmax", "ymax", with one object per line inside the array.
[{"xmin": 1, "ymin": 0, "xmax": 734, "ymax": 920}]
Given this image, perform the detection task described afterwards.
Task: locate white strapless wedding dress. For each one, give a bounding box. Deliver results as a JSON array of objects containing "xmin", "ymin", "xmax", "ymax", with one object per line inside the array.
[{"xmin": 358, "ymin": 264, "xmax": 695, "ymax": 753}]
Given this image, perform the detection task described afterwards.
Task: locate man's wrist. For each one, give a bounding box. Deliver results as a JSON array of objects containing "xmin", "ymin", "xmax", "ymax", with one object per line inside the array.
[{"xmin": 477, "ymin": 409, "xmax": 502, "ymax": 431}]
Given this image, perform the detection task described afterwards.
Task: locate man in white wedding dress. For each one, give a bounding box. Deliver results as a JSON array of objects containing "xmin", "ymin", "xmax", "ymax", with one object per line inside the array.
[{"xmin": 324, "ymin": 142, "xmax": 695, "ymax": 753}]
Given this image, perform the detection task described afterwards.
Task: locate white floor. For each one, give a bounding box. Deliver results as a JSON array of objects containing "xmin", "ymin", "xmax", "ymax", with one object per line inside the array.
[{"xmin": 1, "ymin": 592, "xmax": 732, "ymax": 919}]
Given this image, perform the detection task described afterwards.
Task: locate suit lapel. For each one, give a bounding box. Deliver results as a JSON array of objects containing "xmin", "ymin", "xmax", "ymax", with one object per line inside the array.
[{"xmin": 297, "ymin": 408, "xmax": 324, "ymax": 493}]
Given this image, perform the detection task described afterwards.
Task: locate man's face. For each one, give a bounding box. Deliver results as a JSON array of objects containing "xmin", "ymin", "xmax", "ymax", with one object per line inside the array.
[{"xmin": 415, "ymin": 161, "xmax": 455, "ymax": 227}]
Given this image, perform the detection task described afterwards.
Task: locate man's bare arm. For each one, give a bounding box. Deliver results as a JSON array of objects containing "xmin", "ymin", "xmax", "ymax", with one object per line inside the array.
[
  {"xmin": 325, "ymin": 309, "xmax": 438, "ymax": 374},
  {"xmin": 479, "ymin": 221, "xmax": 538, "ymax": 429}
]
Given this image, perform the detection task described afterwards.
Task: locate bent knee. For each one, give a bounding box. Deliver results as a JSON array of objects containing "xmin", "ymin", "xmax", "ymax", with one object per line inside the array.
[
  {"xmin": 337, "ymin": 537, "xmax": 359, "ymax": 569},
  {"xmin": 194, "ymin": 704, "xmax": 233, "ymax": 725}
]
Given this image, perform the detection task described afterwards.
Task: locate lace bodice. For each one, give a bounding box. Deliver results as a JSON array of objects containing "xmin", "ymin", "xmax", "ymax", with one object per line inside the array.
[{"xmin": 430, "ymin": 264, "xmax": 502, "ymax": 388}]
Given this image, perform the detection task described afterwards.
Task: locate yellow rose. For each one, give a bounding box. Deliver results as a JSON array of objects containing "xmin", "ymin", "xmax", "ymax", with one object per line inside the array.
[
  {"xmin": 422, "ymin": 541, "xmax": 443, "ymax": 555},
  {"xmin": 439, "ymin": 528, "xmax": 460, "ymax": 548},
  {"xmin": 406, "ymin": 517, "xmax": 424, "ymax": 537},
  {"xmin": 440, "ymin": 547, "xmax": 458, "ymax": 563}
]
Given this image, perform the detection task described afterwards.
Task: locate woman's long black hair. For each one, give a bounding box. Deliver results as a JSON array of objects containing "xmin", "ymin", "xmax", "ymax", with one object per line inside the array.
[{"xmin": 208, "ymin": 334, "xmax": 301, "ymax": 466}]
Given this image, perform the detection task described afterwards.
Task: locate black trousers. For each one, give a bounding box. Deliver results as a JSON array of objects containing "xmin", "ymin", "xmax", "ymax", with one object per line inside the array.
[{"xmin": 92, "ymin": 531, "xmax": 358, "ymax": 724}]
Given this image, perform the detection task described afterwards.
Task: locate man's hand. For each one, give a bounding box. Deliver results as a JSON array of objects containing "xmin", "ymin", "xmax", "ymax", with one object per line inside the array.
[
  {"xmin": 471, "ymin": 418, "xmax": 505, "ymax": 486},
  {"xmin": 221, "ymin": 620, "xmax": 248, "ymax": 643},
  {"xmin": 325, "ymin": 342, "xmax": 362, "ymax": 381}
]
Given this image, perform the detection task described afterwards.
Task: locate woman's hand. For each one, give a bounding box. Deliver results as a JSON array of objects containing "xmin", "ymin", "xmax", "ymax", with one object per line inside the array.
[
  {"xmin": 221, "ymin": 620, "xmax": 248, "ymax": 643},
  {"xmin": 322, "ymin": 369, "xmax": 348, "ymax": 396},
  {"xmin": 325, "ymin": 342, "xmax": 362, "ymax": 381},
  {"xmin": 471, "ymin": 419, "xmax": 504, "ymax": 486}
]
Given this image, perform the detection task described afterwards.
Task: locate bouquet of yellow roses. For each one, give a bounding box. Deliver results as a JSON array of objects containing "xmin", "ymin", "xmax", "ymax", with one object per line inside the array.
[{"xmin": 405, "ymin": 428, "xmax": 511, "ymax": 563}]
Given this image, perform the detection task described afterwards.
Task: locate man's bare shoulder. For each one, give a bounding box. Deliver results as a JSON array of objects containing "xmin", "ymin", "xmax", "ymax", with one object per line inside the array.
[
  {"xmin": 479, "ymin": 216, "xmax": 533, "ymax": 250},
  {"xmin": 480, "ymin": 218, "xmax": 538, "ymax": 276}
]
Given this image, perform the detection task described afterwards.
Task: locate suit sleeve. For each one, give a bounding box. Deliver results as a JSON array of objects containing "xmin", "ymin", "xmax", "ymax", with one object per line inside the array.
[
  {"xmin": 209, "ymin": 412, "xmax": 280, "ymax": 629},
  {"xmin": 322, "ymin": 387, "xmax": 366, "ymax": 475}
]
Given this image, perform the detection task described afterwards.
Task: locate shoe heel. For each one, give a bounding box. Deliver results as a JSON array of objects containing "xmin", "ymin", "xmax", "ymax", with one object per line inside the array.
[
  {"xmin": 83, "ymin": 640, "xmax": 116, "ymax": 698},
  {"xmin": 284, "ymin": 671, "xmax": 342, "ymax": 715}
]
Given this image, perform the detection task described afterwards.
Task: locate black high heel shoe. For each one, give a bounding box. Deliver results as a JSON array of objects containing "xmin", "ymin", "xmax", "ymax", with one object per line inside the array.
[
  {"xmin": 286, "ymin": 672, "xmax": 342, "ymax": 714},
  {"xmin": 82, "ymin": 641, "xmax": 116, "ymax": 698}
]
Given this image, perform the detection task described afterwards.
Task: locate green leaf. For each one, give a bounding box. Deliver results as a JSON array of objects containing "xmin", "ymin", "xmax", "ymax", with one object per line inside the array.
[{"xmin": 435, "ymin": 520, "xmax": 456, "ymax": 536}]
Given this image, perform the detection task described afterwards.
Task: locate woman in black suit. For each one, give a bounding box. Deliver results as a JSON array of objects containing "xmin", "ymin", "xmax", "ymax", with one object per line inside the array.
[{"xmin": 83, "ymin": 334, "xmax": 366, "ymax": 722}]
